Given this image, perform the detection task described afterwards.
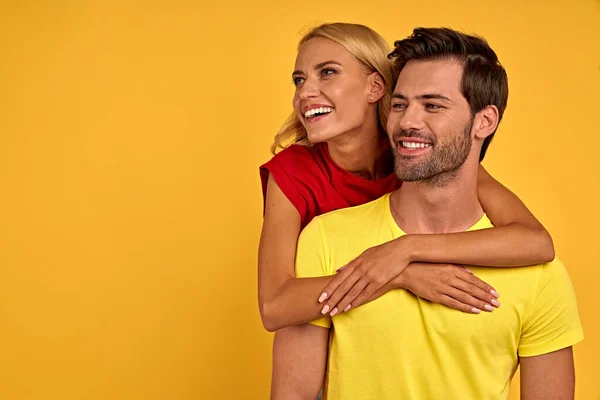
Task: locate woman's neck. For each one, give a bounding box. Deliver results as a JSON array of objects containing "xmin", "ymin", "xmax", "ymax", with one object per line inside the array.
[{"xmin": 326, "ymin": 125, "xmax": 393, "ymax": 180}]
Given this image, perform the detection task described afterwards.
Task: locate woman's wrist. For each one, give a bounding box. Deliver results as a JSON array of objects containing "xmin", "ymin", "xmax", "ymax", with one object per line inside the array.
[
  {"xmin": 396, "ymin": 234, "xmax": 418, "ymax": 264},
  {"xmin": 391, "ymin": 267, "xmax": 409, "ymax": 290}
]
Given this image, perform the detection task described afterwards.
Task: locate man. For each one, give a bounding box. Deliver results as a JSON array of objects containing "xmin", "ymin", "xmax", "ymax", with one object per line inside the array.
[{"xmin": 271, "ymin": 27, "xmax": 583, "ymax": 399}]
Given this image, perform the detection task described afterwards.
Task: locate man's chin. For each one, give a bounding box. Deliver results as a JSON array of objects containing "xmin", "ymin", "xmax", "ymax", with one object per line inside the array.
[{"xmin": 395, "ymin": 162, "xmax": 444, "ymax": 182}]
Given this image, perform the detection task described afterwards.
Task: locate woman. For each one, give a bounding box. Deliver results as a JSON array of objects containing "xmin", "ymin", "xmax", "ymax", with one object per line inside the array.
[{"xmin": 258, "ymin": 23, "xmax": 554, "ymax": 332}]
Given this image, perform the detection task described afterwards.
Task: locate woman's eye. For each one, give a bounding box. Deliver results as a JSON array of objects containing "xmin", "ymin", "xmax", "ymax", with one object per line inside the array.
[
  {"xmin": 292, "ymin": 77, "xmax": 305, "ymax": 86},
  {"xmin": 321, "ymin": 68, "xmax": 337, "ymax": 77}
]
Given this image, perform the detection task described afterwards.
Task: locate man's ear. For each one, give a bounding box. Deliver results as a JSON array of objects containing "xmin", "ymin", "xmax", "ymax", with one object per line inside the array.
[
  {"xmin": 367, "ymin": 72, "xmax": 386, "ymax": 103},
  {"xmin": 473, "ymin": 105, "xmax": 499, "ymax": 140}
]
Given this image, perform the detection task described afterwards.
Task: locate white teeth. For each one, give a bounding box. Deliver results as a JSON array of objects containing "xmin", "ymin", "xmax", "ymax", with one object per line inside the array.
[
  {"xmin": 304, "ymin": 107, "xmax": 334, "ymax": 119},
  {"xmin": 401, "ymin": 141, "xmax": 431, "ymax": 150}
]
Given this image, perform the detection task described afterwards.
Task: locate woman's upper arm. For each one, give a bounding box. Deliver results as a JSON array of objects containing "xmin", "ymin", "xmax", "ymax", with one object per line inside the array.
[
  {"xmin": 477, "ymin": 165, "xmax": 554, "ymax": 263},
  {"xmin": 258, "ymin": 174, "xmax": 302, "ymax": 308},
  {"xmin": 477, "ymin": 165, "xmax": 547, "ymax": 230}
]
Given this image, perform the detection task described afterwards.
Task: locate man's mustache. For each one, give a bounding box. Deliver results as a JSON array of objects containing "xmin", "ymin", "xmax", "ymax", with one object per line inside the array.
[{"xmin": 391, "ymin": 129, "xmax": 435, "ymax": 144}]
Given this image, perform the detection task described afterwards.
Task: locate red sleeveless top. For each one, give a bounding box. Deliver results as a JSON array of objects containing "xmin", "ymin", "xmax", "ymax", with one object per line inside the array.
[{"xmin": 260, "ymin": 143, "xmax": 401, "ymax": 229}]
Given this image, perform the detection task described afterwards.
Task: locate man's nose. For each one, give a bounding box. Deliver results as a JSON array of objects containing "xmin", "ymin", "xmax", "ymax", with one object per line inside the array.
[{"xmin": 398, "ymin": 104, "xmax": 425, "ymax": 131}]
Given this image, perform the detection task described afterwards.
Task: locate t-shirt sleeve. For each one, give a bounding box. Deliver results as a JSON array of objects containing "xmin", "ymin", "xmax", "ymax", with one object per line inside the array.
[
  {"xmin": 260, "ymin": 149, "xmax": 309, "ymax": 226},
  {"xmin": 295, "ymin": 218, "xmax": 332, "ymax": 329},
  {"xmin": 518, "ymin": 259, "xmax": 584, "ymax": 357}
]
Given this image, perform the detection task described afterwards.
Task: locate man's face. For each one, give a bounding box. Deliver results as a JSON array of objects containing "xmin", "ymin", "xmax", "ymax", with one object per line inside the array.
[{"xmin": 386, "ymin": 59, "xmax": 474, "ymax": 184}]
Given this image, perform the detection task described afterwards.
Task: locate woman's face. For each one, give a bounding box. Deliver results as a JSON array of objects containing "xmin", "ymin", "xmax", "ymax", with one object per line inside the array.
[{"xmin": 292, "ymin": 38, "xmax": 375, "ymax": 143}]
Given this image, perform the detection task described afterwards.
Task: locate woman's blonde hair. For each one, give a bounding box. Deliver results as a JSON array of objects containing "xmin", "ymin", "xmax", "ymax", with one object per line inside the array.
[{"xmin": 271, "ymin": 22, "xmax": 395, "ymax": 154}]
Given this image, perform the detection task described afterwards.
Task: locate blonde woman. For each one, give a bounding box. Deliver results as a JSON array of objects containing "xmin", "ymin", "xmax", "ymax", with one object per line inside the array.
[{"xmin": 258, "ymin": 23, "xmax": 554, "ymax": 332}]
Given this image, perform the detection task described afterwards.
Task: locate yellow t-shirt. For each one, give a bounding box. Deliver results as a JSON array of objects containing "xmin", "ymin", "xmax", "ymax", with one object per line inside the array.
[{"xmin": 295, "ymin": 193, "xmax": 584, "ymax": 400}]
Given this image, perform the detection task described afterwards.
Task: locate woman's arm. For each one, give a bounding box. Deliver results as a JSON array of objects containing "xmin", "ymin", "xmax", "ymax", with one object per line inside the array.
[
  {"xmin": 258, "ymin": 174, "xmax": 495, "ymax": 330},
  {"xmin": 395, "ymin": 166, "xmax": 554, "ymax": 268},
  {"xmin": 476, "ymin": 165, "xmax": 555, "ymax": 262},
  {"xmin": 318, "ymin": 166, "xmax": 555, "ymax": 316},
  {"xmin": 258, "ymin": 174, "xmax": 333, "ymax": 331}
]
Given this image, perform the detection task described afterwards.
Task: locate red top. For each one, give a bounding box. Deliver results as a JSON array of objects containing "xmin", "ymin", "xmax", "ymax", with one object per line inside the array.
[{"xmin": 260, "ymin": 143, "xmax": 401, "ymax": 229}]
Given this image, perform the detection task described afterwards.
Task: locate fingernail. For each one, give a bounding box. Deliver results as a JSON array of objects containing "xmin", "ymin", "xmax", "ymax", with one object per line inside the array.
[
  {"xmin": 321, "ymin": 305, "xmax": 330, "ymax": 315},
  {"xmin": 344, "ymin": 304, "xmax": 351, "ymax": 312},
  {"xmin": 484, "ymin": 304, "xmax": 494, "ymax": 312},
  {"xmin": 330, "ymin": 308, "xmax": 338, "ymax": 317},
  {"xmin": 491, "ymin": 299, "xmax": 501, "ymax": 307},
  {"xmin": 471, "ymin": 308, "xmax": 481, "ymax": 314},
  {"xmin": 318, "ymin": 293, "xmax": 327, "ymax": 303},
  {"xmin": 465, "ymin": 268, "xmax": 473, "ymax": 274},
  {"xmin": 490, "ymin": 289, "xmax": 499, "ymax": 298}
]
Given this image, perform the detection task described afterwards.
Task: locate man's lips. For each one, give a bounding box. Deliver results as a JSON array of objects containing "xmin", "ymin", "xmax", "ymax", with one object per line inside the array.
[{"xmin": 394, "ymin": 137, "xmax": 433, "ymax": 153}]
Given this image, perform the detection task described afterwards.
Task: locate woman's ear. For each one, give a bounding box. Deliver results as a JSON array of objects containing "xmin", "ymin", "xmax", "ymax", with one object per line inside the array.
[{"xmin": 367, "ymin": 72, "xmax": 386, "ymax": 103}]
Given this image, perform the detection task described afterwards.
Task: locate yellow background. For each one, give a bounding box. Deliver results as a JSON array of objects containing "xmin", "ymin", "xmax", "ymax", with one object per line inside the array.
[{"xmin": 1, "ymin": 0, "xmax": 598, "ymax": 399}]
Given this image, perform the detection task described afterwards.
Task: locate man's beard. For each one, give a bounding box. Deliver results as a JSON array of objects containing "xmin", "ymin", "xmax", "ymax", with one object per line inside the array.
[{"xmin": 392, "ymin": 118, "xmax": 473, "ymax": 187}]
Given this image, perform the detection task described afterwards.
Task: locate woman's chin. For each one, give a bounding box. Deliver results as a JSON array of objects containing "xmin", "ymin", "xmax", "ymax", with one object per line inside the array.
[{"xmin": 307, "ymin": 130, "xmax": 338, "ymax": 144}]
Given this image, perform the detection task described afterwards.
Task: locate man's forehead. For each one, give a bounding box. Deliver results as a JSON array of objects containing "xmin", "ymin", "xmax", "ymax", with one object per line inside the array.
[{"xmin": 395, "ymin": 59, "xmax": 463, "ymax": 97}]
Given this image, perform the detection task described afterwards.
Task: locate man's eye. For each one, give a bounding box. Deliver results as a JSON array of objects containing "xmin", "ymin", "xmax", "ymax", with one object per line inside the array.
[
  {"xmin": 292, "ymin": 77, "xmax": 305, "ymax": 86},
  {"xmin": 392, "ymin": 103, "xmax": 407, "ymax": 109},
  {"xmin": 426, "ymin": 103, "xmax": 443, "ymax": 110}
]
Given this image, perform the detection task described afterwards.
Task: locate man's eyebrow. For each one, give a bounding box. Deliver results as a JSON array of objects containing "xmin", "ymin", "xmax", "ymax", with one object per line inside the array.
[
  {"xmin": 391, "ymin": 93, "xmax": 455, "ymax": 103},
  {"xmin": 292, "ymin": 60, "xmax": 342, "ymax": 76},
  {"xmin": 418, "ymin": 93, "xmax": 454, "ymax": 103}
]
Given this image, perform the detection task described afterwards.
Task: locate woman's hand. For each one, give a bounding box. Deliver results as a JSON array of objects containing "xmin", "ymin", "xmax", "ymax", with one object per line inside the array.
[
  {"xmin": 317, "ymin": 239, "xmax": 501, "ymax": 317},
  {"xmin": 319, "ymin": 258, "xmax": 500, "ymax": 316},
  {"xmin": 317, "ymin": 240, "xmax": 411, "ymax": 316},
  {"xmin": 398, "ymin": 263, "xmax": 500, "ymax": 313}
]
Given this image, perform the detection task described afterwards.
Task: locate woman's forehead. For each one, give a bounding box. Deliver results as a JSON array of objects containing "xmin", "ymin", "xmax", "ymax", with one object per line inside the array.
[{"xmin": 294, "ymin": 38, "xmax": 355, "ymax": 70}]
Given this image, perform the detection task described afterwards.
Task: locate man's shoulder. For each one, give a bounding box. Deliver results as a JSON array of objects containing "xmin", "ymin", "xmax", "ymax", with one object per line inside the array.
[
  {"xmin": 536, "ymin": 257, "xmax": 571, "ymax": 284},
  {"xmin": 309, "ymin": 194, "xmax": 390, "ymax": 230},
  {"xmin": 469, "ymin": 213, "xmax": 494, "ymax": 231},
  {"xmin": 515, "ymin": 257, "xmax": 568, "ymax": 279},
  {"xmin": 489, "ymin": 257, "xmax": 572, "ymax": 308},
  {"xmin": 297, "ymin": 194, "xmax": 394, "ymax": 277},
  {"xmin": 297, "ymin": 194, "xmax": 390, "ymax": 251}
]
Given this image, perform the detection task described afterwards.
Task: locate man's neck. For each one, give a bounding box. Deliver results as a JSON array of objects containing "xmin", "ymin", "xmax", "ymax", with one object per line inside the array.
[{"xmin": 390, "ymin": 158, "xmax": 484, "ymax": 234}]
